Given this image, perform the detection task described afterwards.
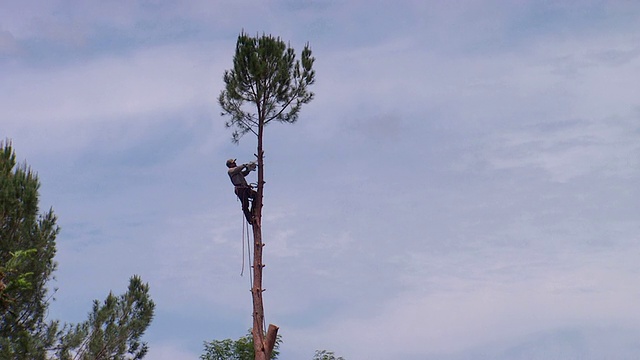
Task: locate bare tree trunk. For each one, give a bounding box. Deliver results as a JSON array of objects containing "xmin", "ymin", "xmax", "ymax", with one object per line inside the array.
[
  {"xmin": 251, "ymin": 222, "xmax": 266, "ymax": 359},
  {"xmin": 251, "ymin": 122, "xmax": 278, "ymax": 360}
]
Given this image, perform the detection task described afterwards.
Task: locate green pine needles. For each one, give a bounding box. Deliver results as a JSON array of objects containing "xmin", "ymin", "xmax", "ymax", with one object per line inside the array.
[
  {"xmin": 219, "ymin": 31, "xmax": 316, "ymax": 143},
  {"xmin": 1, "ymin": 140, "xmax": 155, "ymax": 360},
  {"xmin": 56, "ymin": 276, "xmax": 155, "ymax": 360},
  {"xmin": 0, "ymin": 140, "xmax": 59, "ymax": 358}
]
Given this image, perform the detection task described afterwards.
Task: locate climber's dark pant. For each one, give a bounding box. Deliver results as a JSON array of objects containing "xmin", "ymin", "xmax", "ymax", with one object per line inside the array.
[{"xmin": 235, "ymin": 186, "xmax": 257, "ymax": 223}]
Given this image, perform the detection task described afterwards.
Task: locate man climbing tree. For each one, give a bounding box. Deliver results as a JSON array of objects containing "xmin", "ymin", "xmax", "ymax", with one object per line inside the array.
[
  {"xmin": 219, "ymin": 31, "xmax": 315, "ymax": 360},
  {"xmin": 227, "ymin": 158, "xmax": 258, "ymax": 224}
]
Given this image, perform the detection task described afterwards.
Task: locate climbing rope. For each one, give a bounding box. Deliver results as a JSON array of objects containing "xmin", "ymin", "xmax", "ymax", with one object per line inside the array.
[
  {"xmin": 246, "ymin": 220, "xmax": 253, "ymax": 286},
  {"xmin": 237, "ymin": 191, "xmax": 264, "ymax": 334},
  {"xmin": 241, "ymin": 213, "xmax": 246, "ymax": 276},
  {"xmin": 241, "ymin": 213, "xmax": 253, "ymax": 287}
]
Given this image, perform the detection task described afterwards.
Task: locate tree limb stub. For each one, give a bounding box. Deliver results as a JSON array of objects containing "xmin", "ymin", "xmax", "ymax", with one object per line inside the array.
[{"xmin": 264, "ymin": 324, "xmax": 279, "ymax": 359}]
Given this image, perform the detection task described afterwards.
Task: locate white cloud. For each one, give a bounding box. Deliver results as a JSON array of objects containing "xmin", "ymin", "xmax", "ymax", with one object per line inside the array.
[
  {"xmin": 287, "ymin": 261, "xmax": 640, "ymax": 359},
  {"xmin": 483, "ymin": 116, "xmax": 640, "ymax": 182},
  {"xmin": 2, "ymin": 42, "xmax": 224, "ymax": 126}
]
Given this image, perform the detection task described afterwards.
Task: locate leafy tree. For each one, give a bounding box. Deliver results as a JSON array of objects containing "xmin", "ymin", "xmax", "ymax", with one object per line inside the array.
[
  {"xmin": 201, "ymin": 333, "xmax": 344, "ymax": 360},
  {"xmin": 312, "ymin": 350, "xmax": 345, "ymax": 360},
  {"xmin": 55, "ymin": 276, "xmax": 155, "ymax": 360},
  {"xmin": 201, "ymin": 331, "xmax": 281, "ymax": 360},
  {"xmin": 219, "ymin": 31, "xmax": 315, "ymax": 360},
  {"xmin": 0, "ymin": 140, "xmax": 155, "ymax": 359},
  {"xmin": 0, "ymin": 140, "xmax": 59, "ymax": 359}
]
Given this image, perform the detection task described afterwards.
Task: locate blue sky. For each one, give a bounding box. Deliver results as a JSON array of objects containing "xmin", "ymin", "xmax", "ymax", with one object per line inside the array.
[{"xmin": 2, "ymin": 1, "xmax": 640, "ymax": 359}]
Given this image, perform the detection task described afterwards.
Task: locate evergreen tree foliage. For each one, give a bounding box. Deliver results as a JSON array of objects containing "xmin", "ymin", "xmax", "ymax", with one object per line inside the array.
[
  {"xmin": 1, "ymin": 249, "xmax": 35, "ymax": 303},
  {"xmin": 219, "ymin": 31, "xmax": 315, "ymax": 143},
  {"xmin": 200, "ymin": 331, "xmax": 281, "ymax": 360},
  {"xmin": 0, "ymin": 140, "xmax": 59, "ymax": 359},
  {"xmin": 1, "ymin": 140, "xmax": 155, "ymax": 359},
  {"xmin": 55, "ymin": 276, "xmax": 155, "ymax": 360}
]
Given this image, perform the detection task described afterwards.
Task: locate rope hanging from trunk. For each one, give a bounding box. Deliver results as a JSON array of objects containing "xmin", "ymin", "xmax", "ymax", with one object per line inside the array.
[{"xmin": 241, "ymin": 214, "xmax": 253, "ymax": 287}]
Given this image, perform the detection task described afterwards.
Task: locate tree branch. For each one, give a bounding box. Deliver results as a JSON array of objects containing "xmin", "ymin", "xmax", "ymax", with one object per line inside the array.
[{"xmin": 264, "ymin": 85, "xmax": 303, "ymax": 124}]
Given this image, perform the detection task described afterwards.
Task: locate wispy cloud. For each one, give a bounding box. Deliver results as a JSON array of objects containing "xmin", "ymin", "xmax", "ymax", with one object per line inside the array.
[
  {"xmin": 2, "ymin": 43, "xmax": 221, "ymax": 125},
  {"xmin": 484, "ymin": 115, "xmax": 640, "ymax": 182},
  {"xmin": 4, "ymin": 2, "xmax": 640, "ymax": 359}
]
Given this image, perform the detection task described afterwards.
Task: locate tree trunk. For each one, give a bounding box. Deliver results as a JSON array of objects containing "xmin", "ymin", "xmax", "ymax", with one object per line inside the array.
[
  {"xmin": 251, "ymin": 121, "xmax": 276, "ymax": 360},
  {"xmin": 251, "ymin": 217, "xmax": 266, "ymax": 360}
]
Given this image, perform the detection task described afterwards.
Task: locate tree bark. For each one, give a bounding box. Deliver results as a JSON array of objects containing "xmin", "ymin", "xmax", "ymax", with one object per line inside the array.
[
  {"xmin": 264, "ymin": 324, "xmax": 279, "ymax": 359},
  {"xmin": 251, "ymin": 122, "xmax": 270, "ymax": 360}
]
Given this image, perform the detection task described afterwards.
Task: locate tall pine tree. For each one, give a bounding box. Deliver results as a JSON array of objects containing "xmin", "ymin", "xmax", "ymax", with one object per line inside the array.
[
  {"xmin": 0, "ymin": 140, "xmax": 59, "ymax": 359},
  {"xmin": 219, "ymin": 32, "xmax": 315, "ymax": 360}
]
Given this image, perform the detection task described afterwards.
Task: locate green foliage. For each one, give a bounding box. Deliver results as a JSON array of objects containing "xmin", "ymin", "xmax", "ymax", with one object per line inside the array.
[
  {"xmin": 219, "ymin": 31, "xmax": 316, "ymax": 143},
  {"xmin": 1, "ymin": 249, "xmax": 38, "ymax": 302},
  {"xmin": 313, "ymin": 350, "xmax": 345, "ymax": 360},
  {"xmin": 0, "ymin": 140, "xmax": 59, "ymax": 359},
  {"xmin": 200, "ymin": 333, "xmax": 346, "ymax": 360},
  {"xmin": 55, "ymin": 276, "xmax": 155, "ymax": 360},
  {"xmin": 201, "ymin": 331, "xmax": 281, "ymax": 360},
  {"xmin": 0, "ymin": 140, "xmax": 155, "ymax": 359}
]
